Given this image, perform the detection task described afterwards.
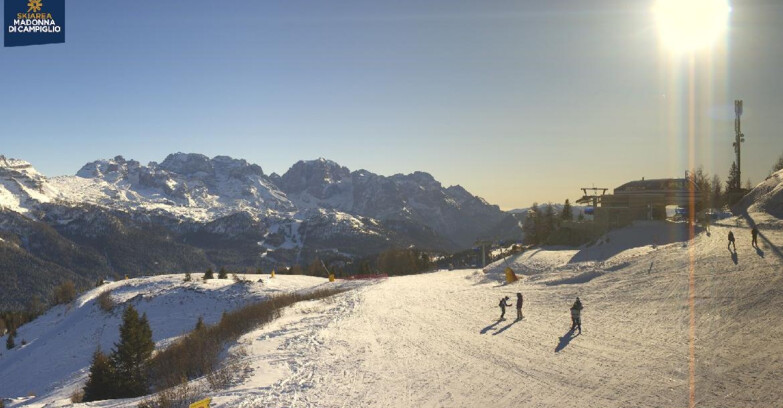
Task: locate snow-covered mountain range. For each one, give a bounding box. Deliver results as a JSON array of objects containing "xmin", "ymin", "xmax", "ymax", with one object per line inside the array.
[{"xmin": 0, "ymin": 153, "xmax": 516, "ymax": 308}]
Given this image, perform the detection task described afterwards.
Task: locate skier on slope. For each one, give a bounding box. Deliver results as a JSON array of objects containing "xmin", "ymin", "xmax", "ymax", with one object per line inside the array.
[
  {"xmin": 516, "ymin": 292, "xmax": 524, "ymax": 320},
  {"xmin": 498, "ymin": 296, "xmax": 512, "ymax": 320},
  {"xmin": 570, "ymin": 297, "xmax": 583, "ymax": 334},
  {"xmin": 751, "ymin": 226, "xmax": 759, "ymax": 248},
  {"xmin": 728, "ymin": 231, "xmax": 736, "ymax": 252}
]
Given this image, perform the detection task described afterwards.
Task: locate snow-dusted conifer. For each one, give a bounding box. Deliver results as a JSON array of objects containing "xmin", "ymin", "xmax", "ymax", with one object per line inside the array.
[
  {"xmin": 110, "ymin": 305, "xmax": 154, "ymax": 397},
  {"xmin": 82, "ymin": 349, "xmax": 116, "ymax": 401}
]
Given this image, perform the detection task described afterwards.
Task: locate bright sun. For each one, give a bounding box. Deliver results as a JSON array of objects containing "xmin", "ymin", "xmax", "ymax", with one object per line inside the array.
[{"xmin": 654, "ymin": 0, "xmax": 731, "ymax": 52}]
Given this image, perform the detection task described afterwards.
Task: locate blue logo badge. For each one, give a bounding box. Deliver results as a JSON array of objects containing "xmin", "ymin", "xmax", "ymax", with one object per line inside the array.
[{"xmin": 4, "ymin": 0, "xmax": 65, "ymax": 47}]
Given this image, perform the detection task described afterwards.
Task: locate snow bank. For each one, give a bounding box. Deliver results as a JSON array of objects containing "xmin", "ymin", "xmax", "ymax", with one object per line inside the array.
[
  {"xmin": 734, "ymin": 169, "xmax": 783, "ymax": 218},
  {"xmin": 479, "ymin": 221, "xmax": 691, "ymax": 285}
]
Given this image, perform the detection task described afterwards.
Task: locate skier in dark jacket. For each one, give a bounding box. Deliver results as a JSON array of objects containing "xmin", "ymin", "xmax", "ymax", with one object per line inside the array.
[
  {"xmin": 728, "ymin": 231, "xmax": 736, "ymax": 252},
  {"xmin": 516, "ymin": 293, "xmax": 524, "ymax": 320},
  {"xmin": 751, "ymin": 227, "xmax": 759, "ymax": 248},
  {"xmin": 498, "ymin": 296, "xmax": 511, "ymax": 320},
  {"xmin": 570, "ymin": 297, "xmax": 583, "ymax": 333}
]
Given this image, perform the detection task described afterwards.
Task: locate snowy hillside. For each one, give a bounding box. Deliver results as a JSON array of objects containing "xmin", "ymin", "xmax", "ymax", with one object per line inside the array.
[
  {"xmin": 3, "ymin": 207, "xmax": 782, "ymax": 407},
  {"xmin": 734, "ymin": 168, "xmax": 783, "ymax": 218},
  {"xmin": 0, "ymin": 273, "xmax": 349, "ymax": 406}
]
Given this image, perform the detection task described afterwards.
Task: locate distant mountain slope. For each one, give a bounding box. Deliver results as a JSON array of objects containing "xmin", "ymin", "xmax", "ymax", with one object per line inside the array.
[
  {"xmin": 0, "ymin": 156, "xmax": 59, "ymax": 214},
  {"xmin": 277, "ymin": 159, "xmax": 507, "ymax": 247},
  {"xmin": 53, "ymin": 153, "xmax": 295, "ymax": 221},
  {"xmin": 0, "ymin": 154, "xmax": 516, "ymax": 308}
]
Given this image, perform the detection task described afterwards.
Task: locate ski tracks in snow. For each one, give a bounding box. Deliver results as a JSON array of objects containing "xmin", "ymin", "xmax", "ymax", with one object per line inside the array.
[{"xmin": 229, "ymin": 287, "xmax": 366, "ymax": 407}]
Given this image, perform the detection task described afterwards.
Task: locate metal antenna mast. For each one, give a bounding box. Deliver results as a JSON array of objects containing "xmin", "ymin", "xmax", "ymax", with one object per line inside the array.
[{"xmin": 733, "ymin": 100, "xmax": 745, "ymax": 190}]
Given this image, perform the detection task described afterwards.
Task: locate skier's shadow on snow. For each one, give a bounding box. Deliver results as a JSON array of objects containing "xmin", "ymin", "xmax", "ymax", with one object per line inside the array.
[
  {"xmin": 755, "ymin": 246, "xmax": 765, "ymax": 258},
  {"xmin": 730, "ymin": 250, "xmax": 738, "ymax": 265},
  {"xmin": 554, "ymin": 329, "xmax": 580, "ymax": 352},
  {"xmin": 480, "ymin": 320, "xmax": 503, "ymax": 334},
  {"xmin": 492, "ymin": 318, "xmax": 521, "ymax": 336}
]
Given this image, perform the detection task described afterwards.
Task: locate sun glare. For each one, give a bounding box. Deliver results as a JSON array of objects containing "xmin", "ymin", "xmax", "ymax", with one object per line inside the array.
[{"xmin": 654, "ymin": 0, "xmax": 731, "ymax": 52}]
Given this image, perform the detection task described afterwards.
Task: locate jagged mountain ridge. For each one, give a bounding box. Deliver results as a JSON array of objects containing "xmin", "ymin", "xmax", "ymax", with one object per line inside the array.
[
  {"xmin": 277, "ymin": 158, "xmax": 506, "ymax": 247},
  {"xmin": 0, "ymin": 153, "xmax": 514, "ymax": 308},
  {"xmin": 55, "ymin": 153, "xmax": 294, "ymax": 221},
  {"xmin": 47, "ymin": 153, "xmax": 505, "ymax": 248},
  {"xmin": 50, "ymin": 153, "xmax": 508, "ymax": 247}
]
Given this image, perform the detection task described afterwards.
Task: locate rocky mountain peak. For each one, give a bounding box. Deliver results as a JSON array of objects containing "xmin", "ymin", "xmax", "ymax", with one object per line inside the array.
[
  {"xmin": 158, "ymin": 152, "xmax": 214, "ymax": 175},
  {"xmin": 76, "ymin": 155, "xmax": 141, "ymax": 179},
  {"xmin": 280, "ymin": 158, "xmax": 351, "ymax": 196}
]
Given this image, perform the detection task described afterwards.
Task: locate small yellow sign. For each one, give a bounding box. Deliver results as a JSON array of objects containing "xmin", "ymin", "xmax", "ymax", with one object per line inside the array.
[{"xmin": 189, "ymin": 397, "xmax": 211, "ymax": 408}]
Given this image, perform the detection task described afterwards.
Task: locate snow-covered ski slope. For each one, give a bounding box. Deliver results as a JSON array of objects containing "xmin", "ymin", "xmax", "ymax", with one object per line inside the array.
[
  {"xmin": 2, "ymin": 215, "xmax": 782, "ymax": 407},
  {"xmin": 227, "ymin": 216, "xmax": 781, "ymax": 408}
]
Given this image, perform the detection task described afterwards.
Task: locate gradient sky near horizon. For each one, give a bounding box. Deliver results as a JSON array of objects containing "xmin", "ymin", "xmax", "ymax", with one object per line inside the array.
[{"xmin": 2, "ymin": 0, "xmax": 782, "ymax": 210}]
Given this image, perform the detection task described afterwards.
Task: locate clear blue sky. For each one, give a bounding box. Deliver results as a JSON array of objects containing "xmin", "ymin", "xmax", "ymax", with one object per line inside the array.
[{"xmin": 2, "ymin": 0, "xmax": 782, "ymax": 209}]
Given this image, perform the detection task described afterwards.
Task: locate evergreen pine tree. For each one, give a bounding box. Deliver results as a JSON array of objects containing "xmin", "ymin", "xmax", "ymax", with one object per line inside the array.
[
  {"xmin": 560, "ymin": 199, "xmax": 573, "ymax": 221},
  {"xmin": 726, "ymin": 161, "xmax": 740, "ymax": 191},
  {"xmin": 184, "ymin": 272, "xmax": 192, "ymax": 282},
  {"xmin": 522, "ymin": 203, "xmax": 539, "ymax": 245},
  {"xmin": 218, "ymin": 267, "xmax": 228, "ymax": 279},
  {"xmin": 82, "ymin": 349, "xmax": 116, "ymax": 401},
  {"xmin": 203, "ymin": 268, "xmax": 214, "ymax": 280},
  {"xmin": 543, "ymin": 203, "xmax": 557, "ymax": 240},
  {"xmin": 6, "ymin": 331, "xmax": 15, "ymax": 350},
  {"xmin": 110, "ymin": 305, "xmax": 154, "ymax": 398}
]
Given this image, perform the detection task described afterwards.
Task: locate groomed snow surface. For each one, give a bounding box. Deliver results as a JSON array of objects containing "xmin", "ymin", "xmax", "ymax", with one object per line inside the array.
[{"xmin": 2, "ymin": 213, "xmax": 783, "ymax": 407}]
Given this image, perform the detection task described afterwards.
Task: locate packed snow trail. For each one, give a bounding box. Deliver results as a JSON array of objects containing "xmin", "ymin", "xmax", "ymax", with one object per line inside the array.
[
  {"xmin": 238, "ymin": 272, "xmax": 690, "ymax": 407},
  {"xmin": 235, "ymin": 218, "xmax": 783, "ymax": 408}
]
